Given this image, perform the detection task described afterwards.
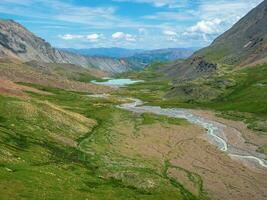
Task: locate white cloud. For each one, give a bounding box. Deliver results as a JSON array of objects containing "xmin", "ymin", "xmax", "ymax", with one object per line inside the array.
[
  {"xmin": 86, "ymin": 33, "xmax": 104, "ymax": 42},
  {"xmin": 112, "ymin": 32, "xmax": 125, "ymax": 39},
  {"xmin": 163, "ymin": 30, "xmax": 177, "ymax": 36},
  {"xmin": 163, "ymin": 30, "xmax": 179, "ymax": 42},
  {"xmin": 59, "ymin": 34, "xmax": 84, "ymax": 40},
  {"xmin": 181, "ymin": 18, "xmax": 223, "ymax": 44},
  {"xmin": 112, "ymin": 32, "xmax": 136, "ymax": 41},
  {"xmin": 59, "ymin": 33, "xmax": 104, "ymax": 42},
  {"xmin": 113, "ymin": 0, "xmax": 188, "ymax": 8},
  {"xmin": 187, "ymin": 18, "xmax": 222, "ymax": 34}
]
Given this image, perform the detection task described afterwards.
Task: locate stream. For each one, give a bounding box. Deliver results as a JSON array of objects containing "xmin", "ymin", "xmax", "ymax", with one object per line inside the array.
[{"xmin": 118, "ymin": 98, "xmax": 267, "ymax": 169}]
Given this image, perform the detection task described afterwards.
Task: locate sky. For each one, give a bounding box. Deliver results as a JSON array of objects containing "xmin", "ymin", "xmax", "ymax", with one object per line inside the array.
[{"xmin": 0, "ymin": 0, "xmax": 264, "ymax": 49}]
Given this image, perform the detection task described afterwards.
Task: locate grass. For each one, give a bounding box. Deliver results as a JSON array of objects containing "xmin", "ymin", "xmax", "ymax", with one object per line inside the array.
[
  {"xmin": 199, "ymin": 65, "xmax": 267, "ymax": 132},
  {"xmin": 0, "ymin": 83, "xmax": 207, "ymax": 200}
]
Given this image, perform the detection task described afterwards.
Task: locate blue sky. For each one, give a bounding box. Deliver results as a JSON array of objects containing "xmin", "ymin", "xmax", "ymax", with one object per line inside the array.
[{"xmin": 0, "ymin": 0, "xmax": 263, "ymax": 49}]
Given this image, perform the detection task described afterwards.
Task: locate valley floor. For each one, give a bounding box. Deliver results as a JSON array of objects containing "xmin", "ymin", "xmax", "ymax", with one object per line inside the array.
[{"xmin": 0, "ymin": 76, "xmax": 266, "ymax": 200}]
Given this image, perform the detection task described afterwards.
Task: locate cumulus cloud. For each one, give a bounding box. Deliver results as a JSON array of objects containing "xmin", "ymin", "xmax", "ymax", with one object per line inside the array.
[
  {"xmin": 187, "ymin": 18, "xmax": 222, "ymax": 34},
  {"xmin": 163, "ymin": 30, "xmax": 177, "ymax": 36},
  {"xmin": 59, "ymin": 33, "xmax": 103, "ymax": 42},
  {"xmin": 112, "ymin": 32, "xmax": 136, "ymax": 41},
  {"xmin": 112, "ymin": 32, "xmax": 125, "ymax": 39},
  {"xmin": 59, "ymin": 34, "xmax": 84, "ymax": 40},
  {"xmin": 86, "ymin": 33, "xmax": 104, "ymax": 42},
  {"xmin": 163, "ymin": 30, "xmax": 178, "ymax": 41},
  {"xmin": 180, "ymin": 18, "xmax": 225, "ymax": 44}
]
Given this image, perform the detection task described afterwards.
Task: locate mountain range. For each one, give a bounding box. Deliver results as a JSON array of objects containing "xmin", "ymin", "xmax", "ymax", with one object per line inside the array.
[
  {"xmin": 64, "ymin": 47, "xmax": 195, "ymax": 63},
  {"xmin": 62, "ymin": 47, "xmax": 144, "ymax": 58}
]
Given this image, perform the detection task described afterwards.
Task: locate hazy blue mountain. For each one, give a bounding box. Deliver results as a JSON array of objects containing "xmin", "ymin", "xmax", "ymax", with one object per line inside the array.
[
  {"xmin": 63, "ymin": 47, "xmax": 196, "ymax": 66},
  {"xmin": 128, "ymin": 48, "xmax": 196, "ymax": 65},
  {"xmin": 62, "ymin": 48, "xmax": 144, "ymax": 58}
]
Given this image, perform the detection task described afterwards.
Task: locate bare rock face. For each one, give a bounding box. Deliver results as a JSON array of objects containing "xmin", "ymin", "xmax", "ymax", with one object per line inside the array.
[
  {"xmin": 0, "ymin": 20, "xmax": 62, "ymax": 62},
  {"xmin": 0, "ymin": 19, "xmax": 134, "ymax": 74}
]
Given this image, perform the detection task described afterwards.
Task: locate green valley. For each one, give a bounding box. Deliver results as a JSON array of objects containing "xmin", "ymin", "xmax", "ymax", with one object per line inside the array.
[{"xmin": 0, "ymin": 0, "xmax": 267, "ymax": 199}]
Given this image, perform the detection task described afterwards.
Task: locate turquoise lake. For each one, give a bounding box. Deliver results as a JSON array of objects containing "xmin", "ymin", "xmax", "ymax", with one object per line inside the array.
[{"xmin": 91, "ymin": 78, "xmax": 143, "ymax": 87}]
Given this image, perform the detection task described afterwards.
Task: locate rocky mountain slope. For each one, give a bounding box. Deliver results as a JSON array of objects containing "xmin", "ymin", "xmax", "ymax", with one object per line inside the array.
[
  {"xmin": 162, "ymin": 0, "xmax": 267, "ymax": 82},
  {"xmin": 0, "ymin": 19, "xmax": 136, "ymax": 74}
]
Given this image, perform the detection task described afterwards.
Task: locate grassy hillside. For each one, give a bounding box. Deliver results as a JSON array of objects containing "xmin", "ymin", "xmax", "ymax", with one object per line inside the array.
[
  {"xmin": 201, "ymin": 65, "xmax": 267, "ymax": 131},
  {"xmin": 0, "ymin": 59, "xmax": 111, "ymax": 94},
  {"xmin": 202, "ymin": 65, "xmax": 267, "ymax": 114}
]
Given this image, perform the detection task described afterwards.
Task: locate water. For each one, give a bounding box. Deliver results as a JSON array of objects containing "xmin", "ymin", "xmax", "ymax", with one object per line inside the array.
[
  {"xmin": 118, "ymin": 98, "xmax": 267, "ymax": 169},
  {"xmin": 91, "ymin": 78, "xmax": 143, "ymax": 87}
]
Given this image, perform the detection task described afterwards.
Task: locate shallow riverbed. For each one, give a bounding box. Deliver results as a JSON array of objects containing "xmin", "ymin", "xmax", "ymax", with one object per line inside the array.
[{"xmin": 118, "ymin": 98, "xmax": 267, "ymax": 169}]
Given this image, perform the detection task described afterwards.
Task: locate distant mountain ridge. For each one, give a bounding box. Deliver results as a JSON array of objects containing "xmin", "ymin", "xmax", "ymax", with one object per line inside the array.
[
  {"xmin": 128, "ymin": 48, "xmax": 195, "ymax": 65},
  {"xmin": 63, "ymin": 47, "xmax": 195, "ymax": 61},
  {"xmin": 0, "ymin": 19, "xmax": 138, "ymax": 74},
  {"xmin": 63, "ymin": 47, "xmax": 144, "ymax": 58}
]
